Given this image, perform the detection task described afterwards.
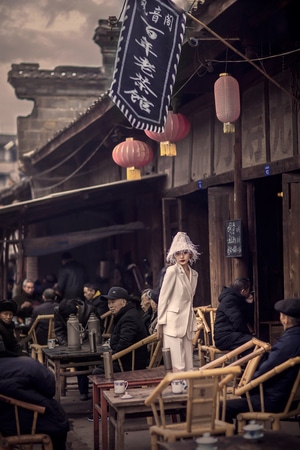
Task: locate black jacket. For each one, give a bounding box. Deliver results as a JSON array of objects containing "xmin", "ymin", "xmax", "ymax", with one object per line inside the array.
[
  {"xmin": 0, "ymin": 356, "xmax": 69, "ymax": 437},
  {"xmin": 214, "ymin": 286, "xmax": 254, "ymax": 350},
  {"xmin": 0, "ymin": 319, "xmax": 26, "ymax": 357},
  {"xmin": 110, "ymin": 302, "xmax": 149, "ymax": 371},
  {"xmin": 251, "ymin": 325, "xmax": 300, "ymax": 411}
]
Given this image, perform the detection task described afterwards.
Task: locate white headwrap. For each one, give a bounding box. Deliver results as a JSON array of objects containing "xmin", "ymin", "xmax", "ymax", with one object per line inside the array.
[{"xmin": 166, "ymin": 232, "xmax": 200, "ymax": 265}]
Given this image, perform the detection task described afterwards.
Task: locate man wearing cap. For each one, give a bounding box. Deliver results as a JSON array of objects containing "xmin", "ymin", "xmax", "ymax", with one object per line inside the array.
[
  {"xmin": 225, "ymin": 297, "xmax": 300, "ymax": 423},
  {"xmin": 93, "ymin": 287, "xmax": 149, "ymax": 374},
  {"xmin": 0, "ymin": 299, "xmax": 28, "ymax": 357}
]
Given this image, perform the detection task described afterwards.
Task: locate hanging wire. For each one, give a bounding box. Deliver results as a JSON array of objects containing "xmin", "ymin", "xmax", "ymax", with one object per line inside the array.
[{"xmin": 31, "ymin": 127, "xmax": 115, "ymax": 193}]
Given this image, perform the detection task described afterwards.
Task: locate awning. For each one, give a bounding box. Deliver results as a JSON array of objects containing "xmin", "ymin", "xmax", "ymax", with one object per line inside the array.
[
  {"xmin": 0, "ymin": 174, "xmax": 166, "ymax": 228},
  {"xmin": 23, "ymin": 221, "xmax": 145, "ymax": 256}
]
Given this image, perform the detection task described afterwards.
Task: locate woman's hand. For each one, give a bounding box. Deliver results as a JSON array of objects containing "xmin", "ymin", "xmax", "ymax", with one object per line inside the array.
[{"xmin": 157, "ymin": 324, "xmax": 163, "ymax": 341}]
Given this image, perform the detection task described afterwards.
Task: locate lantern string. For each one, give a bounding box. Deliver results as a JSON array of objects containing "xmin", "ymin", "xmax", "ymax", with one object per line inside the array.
[{"xmin": 185, "ymin": 12, "xmax": 299, "ymax": 104}]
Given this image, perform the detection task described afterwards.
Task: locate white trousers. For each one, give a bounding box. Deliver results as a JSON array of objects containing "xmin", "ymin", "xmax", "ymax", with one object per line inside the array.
[{"xmin": 163, "ymin": 334, "xmax": 194, "ymax": 372}]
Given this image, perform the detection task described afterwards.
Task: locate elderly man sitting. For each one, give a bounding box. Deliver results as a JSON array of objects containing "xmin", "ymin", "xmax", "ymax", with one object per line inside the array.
[
  {"xmin": 225, "ymin": 297, "xmax": 300, "ymax": 423},
  {"xmin": 93, "ymin": 286, "xmax": 149, "ymax": 374}
]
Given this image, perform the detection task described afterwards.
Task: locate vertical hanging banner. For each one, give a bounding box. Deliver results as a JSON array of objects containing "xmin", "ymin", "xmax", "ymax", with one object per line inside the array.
[{"xmin": 109, "ymin": 0, "xmax": 186, "ymax": 132}]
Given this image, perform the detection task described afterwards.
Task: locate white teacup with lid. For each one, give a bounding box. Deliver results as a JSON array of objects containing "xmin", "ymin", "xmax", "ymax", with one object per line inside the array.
[
  {"xmin": 195, "ymin": 433, "xmax": 218, "ymax": 450},
  {"xmin": 243, "ymin": 420, "xmax": 263, "ymax": 441}
]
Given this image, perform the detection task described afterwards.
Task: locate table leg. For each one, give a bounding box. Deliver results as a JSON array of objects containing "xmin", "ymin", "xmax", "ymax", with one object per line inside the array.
[
  {"xmin": 115, "ymin": 408, "xmax": 125, "ymax": 450},
  {"xmin": 93, "ymin": 384, "xmax": 100, "ymax": 450},
  {"xmin": 54, "ymin": 361, "xmax": 61, "ymax": 402},
  {"xmin": 101, "ymin": 390, "xmax": 109, "ymax": 450}
]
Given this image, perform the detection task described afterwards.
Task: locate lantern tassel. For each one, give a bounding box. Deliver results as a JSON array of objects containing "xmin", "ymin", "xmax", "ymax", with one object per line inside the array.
[
  {"xmin": 160, "ymin": 141, "xmax": 177, "ymax": 157},
  {"xmin": 223, "ymin": 122, "xmax": 235, "ymax": 133},
  {"xmin": 126, "ymin": 167, "xmax": 141, "ymax": 180}
]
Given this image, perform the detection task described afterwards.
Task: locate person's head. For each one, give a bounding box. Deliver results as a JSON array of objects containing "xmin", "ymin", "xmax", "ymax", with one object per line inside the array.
[
  {"xmin": 146, "ymin": 289, "xmax": 159, "ymax": 311},
  {"xmin": 58, "ymin": 298, "xmax": 82, "ymax": 319},
  {"xmin": 102, "ymin": 287, "xmax": 129, "ymax": 316},
  {"xmin": 233, "ymin": 277, "xmax": 251, "ymax": 298},
  {"xmin": 42, "ymin": 288, "xmax": 57, "ymax": 302},
  {"xmin": 60, "ymin": 251, "xmax": 72, "ymax": 265},
  {"xmin": 275, "ymin": 298, "xmax": 300, "ymax": 331},
  {"xmin": 0, "ymin": 299, "xmax": 17, "ymax": 324},
  {"xmin": 166, "ymin": 232, "xmax": 200, "ymax": 265},
  {"xmin": 83, "ymin": 283, "xmax": 98, "ymax": 301},
  {"xmin": 140, "ymin": 290, "xmax": 151, "ymax": 313},
  {"xmin": 22, "ymin": 278, "xmax": 35, "ymax": 295}
]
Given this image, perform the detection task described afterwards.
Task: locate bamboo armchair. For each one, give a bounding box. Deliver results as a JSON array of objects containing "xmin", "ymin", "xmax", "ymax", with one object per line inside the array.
[
  {"xmin": 196, "ymin": 306, "xmax": 228, "ymax": 365},
  {"xmin": 19, "ymin": 314, "xmax": 56, "ymax": 363},
  {"xmin": 112, "ymin": 333, "xmax": 162, "ymax": 372},
  {"xmin": 200, "ymin": 337, "xmax": 271, "ymax": 394},
  {"xmin": 0, "ymin": 394, "xmax": 53, "ymax": 450},
  {"xmin": 144, "ymin": 366, "xmax": 241, "ymax": 450},
  {"xmin": 236, "ymin": 356, "xmax": 300, "ymax": 431}
]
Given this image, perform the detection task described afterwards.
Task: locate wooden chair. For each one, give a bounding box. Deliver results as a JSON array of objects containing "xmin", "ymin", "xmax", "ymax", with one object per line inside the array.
[
  {"xmin": 112, "ymin": 333, "xmax": 162, "ymax": 371},
  {"xmin": 196, "ymin": 306, "xmax": 228, "ymax": 365},
  {"xmin": 144, "ymin": 366, "xmax": 241, "ymax": 450},
  {"xmin": 19, "ymin": 314, "xmax": 56, "ymax": 363},
  {"xmin": 200, "ymin": 337, "xmax": 271, "ymax": 394},
  {"xmin": 0, "ymin": 393, "xmax": 53, "ymax": 450},
  {"xmin": 235, "ymin": 356, "xmax": 300, "ymax": 432}
]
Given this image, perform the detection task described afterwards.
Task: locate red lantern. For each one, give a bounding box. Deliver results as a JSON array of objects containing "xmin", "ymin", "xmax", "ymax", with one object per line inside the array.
[
  {"xmin": 214, "ymin": 73, "xmax": 240, "ymax": 133},
  {"xmin": 145, "ymin": 111, "xmax": 190, "ymax": 156},
  {"xmin": 112, "ymin": 137, "xmax": 153, "ymax": 180}
]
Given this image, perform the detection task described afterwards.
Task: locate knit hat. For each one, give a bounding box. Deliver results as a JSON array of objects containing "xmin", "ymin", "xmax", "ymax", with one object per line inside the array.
[
  {"xmin": 0, "ymin": 299, "xmax": 17, "ymax": 314},
  {"xmin": 166, "ymin": 232, "xmax": 200, "ymax": 265},
  {"xmin": 274, "ymin": 298, "xmax": 300, "ymax": 318}
]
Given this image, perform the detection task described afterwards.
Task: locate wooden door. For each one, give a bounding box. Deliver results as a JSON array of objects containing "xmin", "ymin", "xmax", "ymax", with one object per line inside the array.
[{"xmin": 282, "ymin": 172, "xmax": 300, "ymax": 297}]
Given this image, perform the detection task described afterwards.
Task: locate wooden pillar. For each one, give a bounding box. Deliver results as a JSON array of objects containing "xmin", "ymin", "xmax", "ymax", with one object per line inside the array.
[{"xmin": 233, "ymin": 122, "xmax": 249, "ymax": 279}]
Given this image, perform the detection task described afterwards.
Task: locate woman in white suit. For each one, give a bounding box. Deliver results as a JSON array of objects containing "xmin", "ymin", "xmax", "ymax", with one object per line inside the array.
[{"xmin": 157, "ymin": 232, "xmax": 200, "ymax": 371}]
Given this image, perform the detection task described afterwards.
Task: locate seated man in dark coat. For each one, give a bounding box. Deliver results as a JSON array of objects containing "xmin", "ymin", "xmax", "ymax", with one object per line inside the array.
[
  {"xmin": 83, "ymin": 282, "xmax": 109, "ymax": 332},
  {"xmin": 0, "ymin": 356, "xmax": 69, "ymax": 450},
  {"xmin": 0, "ymin": 299, "xmax": 28, "ymax": 357},
  {"xmin": 93, "ymin": 286, "xmax": 149, "ymax": 374},
  {"xmin": 225, "ymin": 297, "xmax": 300, "ymax": 424},
  {"xmin": 28, "ymin": 288, "xmax": 59, "ymax": 345},
  {"xmin": 214, "ymin": 277, "xmax": 254, "ymax": 351}
]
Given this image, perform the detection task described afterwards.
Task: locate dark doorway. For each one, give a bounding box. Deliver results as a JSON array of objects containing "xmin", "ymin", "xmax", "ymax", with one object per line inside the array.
[{"xmin": 254, "ymin": 175, "xmax": 284, "ymax": 326}]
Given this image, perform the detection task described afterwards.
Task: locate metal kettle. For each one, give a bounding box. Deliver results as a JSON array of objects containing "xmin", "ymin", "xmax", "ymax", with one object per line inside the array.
[
  {"xmin": 67, "ymin": 313, "xmax": 82, "ymax": 350},
  {"xmin": 87, "ymin": 312, "xmax": 102, "ymax": 346}
]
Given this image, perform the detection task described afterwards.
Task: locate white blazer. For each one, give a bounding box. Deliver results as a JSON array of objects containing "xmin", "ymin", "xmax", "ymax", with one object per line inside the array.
[{"xmin": 157, "ymin": 263, "xmax": 198, "ymax": 339}]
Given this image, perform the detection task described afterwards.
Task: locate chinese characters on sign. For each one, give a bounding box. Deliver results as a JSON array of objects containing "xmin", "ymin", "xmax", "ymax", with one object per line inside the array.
[
  {"xmin": 109, "ymin": 0, "xmax": 186, "ymax": 132},
  {"xmin": 225, "ymin": 219, "xmax": 243, "ymax": 257}
]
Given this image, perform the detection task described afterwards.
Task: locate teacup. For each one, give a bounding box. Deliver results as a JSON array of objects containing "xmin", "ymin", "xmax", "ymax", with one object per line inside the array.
[
  {"xmin": 47, "ymin": 339, "xmax": 56, "ymax": 349},
  {"xmin": 114, "ymin": 380, "xmax": 128, "ymax": 395},
  {"xmin": 243, "ymin": 420, "xmax": 263, "ymax": 441},
  {"xmin": 171, "ymin": 379, "xmax": 184, "ymax": 394},
  {"xmin": 195, "ymin": 433, "xmax": 218, "ymax": 450}
]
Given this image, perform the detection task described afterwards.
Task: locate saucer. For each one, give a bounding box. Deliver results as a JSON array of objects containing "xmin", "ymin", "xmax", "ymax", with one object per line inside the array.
[{"xmin": 121, "ymin": 393, "xmax": 133, "ymax": 399}]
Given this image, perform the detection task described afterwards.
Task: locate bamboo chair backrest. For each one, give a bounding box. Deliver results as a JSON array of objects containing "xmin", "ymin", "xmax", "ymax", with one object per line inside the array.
[
  {"xmin": 194, "ymin": 306, "xmax": 214, "ymax": 347},
  {"xmin": 112, "ymin": 333, "xmax": 159, "ymax": 371},
  {"xmin": 0, "ymin": 393, "xmax": 53, "ymax": 450},
  {"xmin": 100, "ymin": 311, "xmax": 113, "ymax": 339},
  {"xmin": 235, "ymin": 356, "xmax": 300, "ymax": 413},
  {"xmin": 29, "ymin": 314, "xmax": 55, "ymax": 344},
  {"xmin": 144, "ymin": 366, "xmax": 241, "ymax": 431},
  {"xmin": 200, "ymin": 337, "xmax": 271, "ymax": 393}
]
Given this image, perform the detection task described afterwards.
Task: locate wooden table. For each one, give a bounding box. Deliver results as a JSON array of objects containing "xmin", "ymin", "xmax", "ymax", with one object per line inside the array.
[
  {"xmin": 89, "ymin": 366, "xmax": 166, "ymax": 450},
  {"xmin": 158, "ymin": 431, "xmax": 300, "ymax": 449},
  {"xmin": 103, "ymin": 385, "xmax": 187, "ymax": 450},
  {"xmin": 43, "ymin": 344, "xmax": 108, "ymax": 401}
]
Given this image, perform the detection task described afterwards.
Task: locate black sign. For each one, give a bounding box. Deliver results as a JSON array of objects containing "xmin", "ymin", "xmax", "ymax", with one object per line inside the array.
[{"xmin": 225, "ymin": 219, "xmax": 243, "ymax": 257}]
